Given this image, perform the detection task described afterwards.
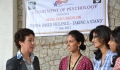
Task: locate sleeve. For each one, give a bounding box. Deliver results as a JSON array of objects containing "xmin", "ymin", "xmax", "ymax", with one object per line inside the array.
[
  {"xmin": 6, "ymin": 59, "xmax": 16, "ymax": 70},
  {"xmin": 87, "ymin": 61, "xmax": 93, "ymax": 70},
  {"xmin": 59, "ymin": 57, "xmax": 68, "ymax": 70},
  {"xmin": 59, "ymin": 59, "xmax": 63, "ymax": 70},
  {"xmin": 85, "ymin": 58, "xmax": 93, "ymax": 70},
  {"xmin": 117, "ymin": 68, "xmax": 120, "ymax": 70},
  {"xmin": 114, "ymin": 58, "xmax": 120, "ymax": 70},
  {"xmin": 34, "ymin": 56, "xmax": 40, "ymax": 70}
]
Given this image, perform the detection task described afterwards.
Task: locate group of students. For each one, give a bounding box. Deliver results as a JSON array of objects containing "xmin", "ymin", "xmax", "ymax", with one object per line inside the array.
[{"xmin": 6, "ymin": 25, "xmax": 120, "ymax": 70}]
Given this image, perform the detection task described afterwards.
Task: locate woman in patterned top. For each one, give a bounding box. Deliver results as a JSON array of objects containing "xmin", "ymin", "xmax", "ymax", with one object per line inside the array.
[
  {"xmin": 89, "ymin": 25, "xmax": 116, "ymax": 70},
  {"xmin": 108, "ymin": 26, "xmax": 120, "ymax": 70},
  {"xmin": 59, "ymin": 30, "xmax": 93, "ymax": 70}
]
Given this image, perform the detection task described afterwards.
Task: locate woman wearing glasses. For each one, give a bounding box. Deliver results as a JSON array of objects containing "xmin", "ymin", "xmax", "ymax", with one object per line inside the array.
[{"xmin": 89, "ymin": 25, "xmax": 116, "ymax": 70}]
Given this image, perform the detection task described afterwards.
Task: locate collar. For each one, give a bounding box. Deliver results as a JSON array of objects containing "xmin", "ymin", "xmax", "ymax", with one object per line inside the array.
[{"xmin": 17, "ymin": 50, "xmax": 35, "ymax": 60}]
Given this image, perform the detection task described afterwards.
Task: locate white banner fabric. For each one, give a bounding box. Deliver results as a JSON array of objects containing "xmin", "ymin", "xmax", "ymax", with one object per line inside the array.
[{"xmin": 25, "ymin": 0, "xmax": 108, "ymax": 36}]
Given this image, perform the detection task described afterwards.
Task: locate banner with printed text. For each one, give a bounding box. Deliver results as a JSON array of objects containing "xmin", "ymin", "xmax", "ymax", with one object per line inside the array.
[{"xmin": 25, "ymin": 0, "xmax": 108, "ymax": 36}]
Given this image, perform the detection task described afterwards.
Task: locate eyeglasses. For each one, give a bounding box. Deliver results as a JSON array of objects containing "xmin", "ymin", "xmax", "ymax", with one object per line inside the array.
[
  {"xmin": 110, "ymin": 37, "xmax": 115, "ymax": 41},
  {"xmin": 93, "ymin": 36, "xmax": 98, "ymax": 38}
]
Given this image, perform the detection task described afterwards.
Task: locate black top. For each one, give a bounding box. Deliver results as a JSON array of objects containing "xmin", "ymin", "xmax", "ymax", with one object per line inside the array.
[{"xmin": 6, "ymin": 55, "xmax": 40, "ymax": 70}]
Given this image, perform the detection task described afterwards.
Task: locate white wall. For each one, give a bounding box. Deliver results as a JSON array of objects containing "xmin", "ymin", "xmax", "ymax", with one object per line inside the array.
[{"xmin": 0, "ymin": 0, "xmax": 17, "ymax": 70}]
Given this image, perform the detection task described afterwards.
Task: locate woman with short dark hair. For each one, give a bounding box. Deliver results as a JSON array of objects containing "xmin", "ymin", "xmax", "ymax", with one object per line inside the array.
[{"xmin": 6, "ymin": 28, "xmax": 40, "ymax": 70}]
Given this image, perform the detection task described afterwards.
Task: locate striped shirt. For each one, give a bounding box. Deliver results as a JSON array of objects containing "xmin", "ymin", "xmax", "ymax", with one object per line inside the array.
[
  {"xmin": 17, "ymin": 50, "xmax": 35, "ymax": 70},
  {"xmin": 94, "ymin": 50, "xmax": 116, "ymax": 70}
]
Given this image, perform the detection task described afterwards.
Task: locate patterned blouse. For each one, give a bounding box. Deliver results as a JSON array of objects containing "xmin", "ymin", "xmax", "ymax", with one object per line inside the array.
[
  {"xmin": 94, "ymin": 50, "xmax": 116, "ymax": 70},
  {"xmin": 59, "ymin": 55, "xmax": 93, "ymax": 70},
  {"xmin": 113, "ymin": 57, "xmax": 120, "ymax": 70}
]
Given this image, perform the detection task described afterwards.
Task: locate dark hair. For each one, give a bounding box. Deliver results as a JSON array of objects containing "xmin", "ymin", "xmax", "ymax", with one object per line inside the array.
[
  {"xmin": 14, "ymin": 28, "xmax": 35, "ymax": 49},
  {"xmin": 68, "ymin": 30, "xmax": 86, "ymax": 50},
  {"xmin": 89, "ymin": 25, "xmax": 111, "ymax": 60},
  {"xmin": 111, "ymin": 26, "xmax": 120, "ymax": 67},
  {"xmin": 89, "ymin": 28, "xmax": 95, "ymax": 42}
]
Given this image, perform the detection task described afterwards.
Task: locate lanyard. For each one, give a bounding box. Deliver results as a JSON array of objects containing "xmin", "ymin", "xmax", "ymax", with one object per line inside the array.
[{"xmin": 69, "ymin": 54, "xmax": 81, "ymax": 70}]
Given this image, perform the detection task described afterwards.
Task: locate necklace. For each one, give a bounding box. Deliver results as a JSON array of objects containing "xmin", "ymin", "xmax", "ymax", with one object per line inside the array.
[{"xmin": 69, "ymin": 54, "xmax": 82, "ymax": 70}]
